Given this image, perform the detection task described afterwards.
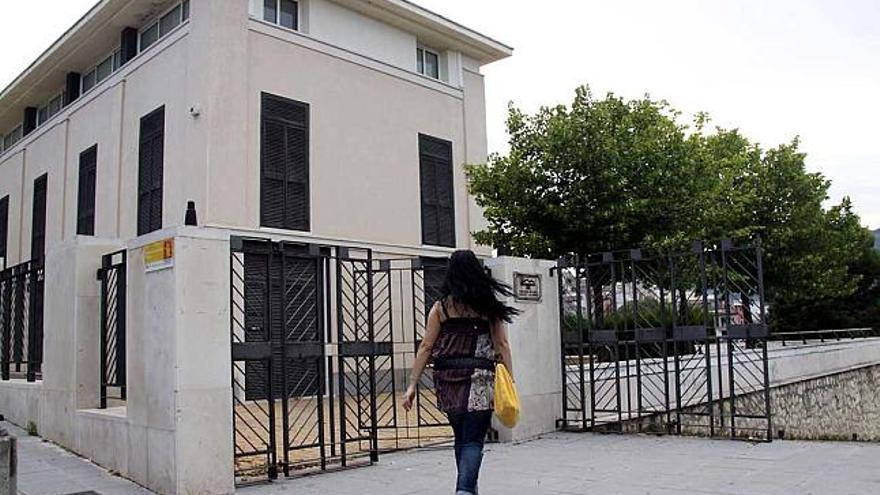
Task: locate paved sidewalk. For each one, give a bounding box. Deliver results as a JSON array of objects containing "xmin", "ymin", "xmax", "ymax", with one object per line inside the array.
[
  {"xmin": 5, "ymin": 422, "xmax": 150, "ymax": 495},
  {"xmin": 11, "ymin": 421, "xmax": 880, "ymax": 495},
  {"xmin": 242, "ymin": 433, "xmax": 880, "ymax": 495}
]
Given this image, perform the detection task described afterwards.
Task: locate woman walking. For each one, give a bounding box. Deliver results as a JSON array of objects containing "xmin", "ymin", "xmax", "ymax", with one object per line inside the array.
[{"xmin": 403, "ymin": 250, "xmax": 518, "ymax": 495}]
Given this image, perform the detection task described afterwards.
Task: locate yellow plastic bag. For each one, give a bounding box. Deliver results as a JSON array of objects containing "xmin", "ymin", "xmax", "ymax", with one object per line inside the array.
[{"xmin": 494, "ymin": 364, "xmax": 520, "ymax": 428}]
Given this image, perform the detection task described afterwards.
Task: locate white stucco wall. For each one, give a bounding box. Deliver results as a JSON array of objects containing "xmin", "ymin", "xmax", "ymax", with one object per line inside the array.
[{"xmin": 0, "ymin": 25, "xmax": 193, "ymax": 267}]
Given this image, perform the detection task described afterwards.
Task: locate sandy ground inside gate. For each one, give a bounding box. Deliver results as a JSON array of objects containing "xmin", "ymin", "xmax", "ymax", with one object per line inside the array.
[
  {"xmin": 234, "ymin": 391, "xmax": 453, "ymax": 480},
  {"xmin": 240, "ymin": 432, "xmax": 880, "ymax": 495}
]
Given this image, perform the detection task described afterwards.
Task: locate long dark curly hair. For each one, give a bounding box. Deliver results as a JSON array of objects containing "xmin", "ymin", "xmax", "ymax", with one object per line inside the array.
[{"xmin": 438, "ymin": 250, "xmax": 520, "ymax": 323}]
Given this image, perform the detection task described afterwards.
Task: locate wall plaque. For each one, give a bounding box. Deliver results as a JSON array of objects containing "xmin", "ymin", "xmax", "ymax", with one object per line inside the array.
[{"xmin": 513, "ymin": 272, "xmax": 542, "ymax": 302}]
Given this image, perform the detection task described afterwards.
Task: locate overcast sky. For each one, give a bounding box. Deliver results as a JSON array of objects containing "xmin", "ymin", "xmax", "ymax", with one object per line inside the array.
[{"xmin": 1, "ymin": 0, "xmax": 877, "ymax": 228}]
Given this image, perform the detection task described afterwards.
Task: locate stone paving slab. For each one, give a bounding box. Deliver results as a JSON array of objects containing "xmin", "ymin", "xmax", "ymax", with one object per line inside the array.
[
  {"xmin": 3, "ymin": 422, "xmax": 150, "ymax": 495},
  {"xmin": 241, "ymin": 433, "xmax": 880, "ymax": 495}
]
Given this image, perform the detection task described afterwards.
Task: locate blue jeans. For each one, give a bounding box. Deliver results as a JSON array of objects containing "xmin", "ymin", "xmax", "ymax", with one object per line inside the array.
[{"xmin": 447, "ymin": 410, "xmax": 493, "ymax": 495}]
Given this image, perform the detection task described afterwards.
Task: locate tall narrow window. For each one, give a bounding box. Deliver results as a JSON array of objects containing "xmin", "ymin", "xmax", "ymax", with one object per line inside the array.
[
  {"xmin": 419, "ymin": 134, "xmax": 455, "ymax": 247},
  {"xmin": 0, "ymin": 196, "xmax": 8, "ymax": 268},
  {"xmin": 260, "ymin": 93, "xmax": 310, "ymax": 232},
  {"xmin": 77, "ymin": 145, "xmax": 98, "ymax": 236},
  {"xmin": 31, "ymin": 174, "xmax": 48, "ymax": 260},
  {"xmin": 138, "ymin": 107, "xmax": 164, "ymax": 236}
]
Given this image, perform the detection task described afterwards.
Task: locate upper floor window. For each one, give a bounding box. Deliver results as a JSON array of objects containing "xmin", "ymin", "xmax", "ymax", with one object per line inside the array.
[
  {"xmin": 82, "ymin": 49, "xmax": 121, "ymax": 95},
  {"xmin": 140, "ymin": 0, "xmax": 190, "ymax": 51},
  {"xmin": 37, "ymin": 94, "xmax": 64, "ymax": 126},
  {"xmin": 264, "ymin": 0, "xmax": 299, "ymax": 30},
  {"xmin": 417, "ymin": 47, "xmax": 440, "ymax": 79},
  {"xmin": 2, "ymin": 125, "xmax": 22, "ymax": 152}
]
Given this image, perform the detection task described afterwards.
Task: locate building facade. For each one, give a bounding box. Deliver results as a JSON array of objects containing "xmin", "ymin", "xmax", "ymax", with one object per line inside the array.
[{"xmin": 0, "ymin": 1, "xmax": 511, "ymax": 493}]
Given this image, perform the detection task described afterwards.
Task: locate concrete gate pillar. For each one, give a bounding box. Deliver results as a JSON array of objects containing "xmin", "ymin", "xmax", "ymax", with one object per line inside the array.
[{"xmin": 484, "ymin": 257, "xmax": 562, "ymax": 442}]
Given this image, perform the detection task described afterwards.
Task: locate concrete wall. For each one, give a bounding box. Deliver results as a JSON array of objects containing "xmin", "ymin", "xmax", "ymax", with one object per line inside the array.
[
  {"xmin": 0, "ymin": 228, "xmax": 233, "ymax": 495},
  {"xmin": 485, "ymin": 257, "xmax": 562, "ymax": 442}
]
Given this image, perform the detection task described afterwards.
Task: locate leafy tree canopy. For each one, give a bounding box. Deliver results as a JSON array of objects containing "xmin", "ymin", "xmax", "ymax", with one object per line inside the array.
[{"xmin": 466, "ymin": 86, "xmax": 879, "ymax": 330}]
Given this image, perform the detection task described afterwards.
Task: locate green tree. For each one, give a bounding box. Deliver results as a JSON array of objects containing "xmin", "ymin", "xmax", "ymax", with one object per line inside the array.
[{"xmin": 467, "ymin": 85, "xmax": 878, "ymax": 330}]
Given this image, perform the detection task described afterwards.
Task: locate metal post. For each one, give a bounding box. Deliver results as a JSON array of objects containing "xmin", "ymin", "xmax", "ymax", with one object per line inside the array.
[
  {"xmin": 98, "ymin": 259, "xmax": 108, "ymax": 409},
  {"xmin": 25, "ymin": 264, "xmax": 37, "ymax": 382},
  {"xmin": 0, "ymin": 273, "xmax": 9, "ymax": 381},
  {"xmin": 117, "ymin": 253, "xmax": 127, "ymax": 400},
  {"xmin": 555, "ymin": 262, "xmax": 568, "ymax": 429},
  {"xmin": 366, "ymin": 253, "xmax": 379, "ymax": 463},
  {"xmin": 316, "ymin": 254, "xmax": 327, "ymax": 471},
  {"xmin": 575, "ymin": 261, "xmax": 587, "ymax": 430}
]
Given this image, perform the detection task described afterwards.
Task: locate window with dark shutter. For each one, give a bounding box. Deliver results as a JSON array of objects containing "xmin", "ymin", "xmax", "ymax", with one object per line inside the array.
[
  {"xmin": 419, "ymin": 134, "xmax": 455, "ymax": 247},
  {"xmin": 260, "ymin": 93, "xmax": 310, "ymax": 232},
  {"xmin": 138, "ymin": 107, "xmax": 164, "ymax": 236},
  {"xmin": 31, "ymin": 174, "xmax": 48, "ymax": 260},
  {"xmin": 77, "ymin": 145, "xmax": 97, "ymax": 236},
  {"xmin": 0, "ymin": 196, "xmax": 8, "ymax": 268}
]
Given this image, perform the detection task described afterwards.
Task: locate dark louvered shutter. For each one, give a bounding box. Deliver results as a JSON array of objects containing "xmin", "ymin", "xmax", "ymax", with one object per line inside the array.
[
  {"xmin": 77, "ymin": 145, "xmax": 97, "ymax": 236},
  {"xmin": 243, "ymin": 242, "xmax": 320, "ymax": 401},
  {"xmin": 31, "ymin": 174, "xmax": 48, "ymax": 260},
  {"xmin": 138, "ymin": 107, "xmax": 164, "ymax": 236},
  {"xmin": 0, "ymin": 196, "xmax": 8, "ymax": 267},
  {"xmin": 419, "ymin": 135, "xmax": 455, "ymax": 247},
  {"xmin": 260, "ymin": 93, "xmax": 310, "ymax": 231},
  {"xmin": 421, "ymin": 257, "xmax": 448, "ymax": 317}
]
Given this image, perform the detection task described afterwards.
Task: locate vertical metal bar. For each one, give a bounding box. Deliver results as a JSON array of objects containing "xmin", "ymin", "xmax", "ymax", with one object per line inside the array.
[
  {"xmin": 26, "ymin": 263, "xmax": 38, "ymax": 382},
  {"xmin": 262, "ymin": 243, "xmax": 277, "ymax": 480},
  {"xmin": 585, "ymin": 262, "xmax": 596, "ymax": 429},
  {"xmin": 0, "ymin": 273, "xmax": 9, "ymax": 381},
  {"xmin": 609, "ymin": 259, "xmax": 623, "ymax": 427},
  {"xmin": 631, "ymin": 258, "xmax": 642, "ymax": 427},
  {"xmin": 117, "ymin": 253, "xmax": 127, "ymax": 400},
  {"xmin": 98, "ymin": 256, "xmax": 108, "ymax": 408},
  {"xmin": 336, "ymin": 255, "xmax": 348, "ymax": 467},
  {"xmin": 326, "ymin": 254, "xmax": 336, "ymax": 458},
  {"xmin": 575, "ymin": 262, "xmax": 587, "ymax": 430},
  {"xmin": 315, "ymin": 254, "xmax": 327, "ymax": 471},
  {"xmin": 698, "ymin": 247, "xmax": 715, "ymax": 437},
  {"xmin": 555, "ymin": 262, "xmax": 568, "ymax": 429},
  {"xmin": 670, "ymin": 254, "xmax": 682, "ymax": 434},
  {"xmin": 366, "ymin": 253, "xmax": 379, "ymax": 463},
  {"xmin": 12, "ymin": 269, "xmax": 23, "ymax": 373},
  {"xmin": 721, "ymin": 244, "xmax": 737, "ymax": 439},
  {"xmin": 278, "ymin": 246, "xmax": 291, "ymax": 476}
]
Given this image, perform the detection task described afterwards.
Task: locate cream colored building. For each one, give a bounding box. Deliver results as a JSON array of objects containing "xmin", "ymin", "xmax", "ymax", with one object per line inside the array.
[{"xmin": 0, "ymin": 1, "xmax": 511, "ymax": 493}]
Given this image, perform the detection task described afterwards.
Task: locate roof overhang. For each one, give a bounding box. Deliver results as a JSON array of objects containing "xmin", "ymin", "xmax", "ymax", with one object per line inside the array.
[
  {"xmin": 0, "ymin": 0, "xmax": 176, "ymax": 134},
  {"xmin": 329, "ymin": 0, "xmax": 513, "ymax": 65}
]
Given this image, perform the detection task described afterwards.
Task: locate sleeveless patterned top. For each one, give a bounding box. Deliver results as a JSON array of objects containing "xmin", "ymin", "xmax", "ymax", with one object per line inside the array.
[{"xmin": 431, "ymin": 301, "xmax": 497, "ymax": 414}]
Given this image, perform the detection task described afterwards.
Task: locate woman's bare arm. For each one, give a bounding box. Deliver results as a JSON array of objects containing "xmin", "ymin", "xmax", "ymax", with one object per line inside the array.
[
  {"xmin": 403, "ymin": 302, "xmax": 443, "ymax": 410},
  {"xmin": 491, "ymin": 320, "xmax": 514, "ymax": 379}
]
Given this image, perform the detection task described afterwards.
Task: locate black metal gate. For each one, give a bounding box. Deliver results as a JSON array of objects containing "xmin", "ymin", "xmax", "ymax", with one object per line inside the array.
[
  {"xmin": 97, "ymin": 250, "xmax": 127, "ymax": 408},
  {"xmin": 556, "ymin": 240, "xmax": 772, "ymax": 441},
  {"xmin": 0, "ymin": 259, "xmax": 44, "ymax": 382},
  {"xmin": 230, "ymin": 238, "xmax": 452, "ymax": 483}
]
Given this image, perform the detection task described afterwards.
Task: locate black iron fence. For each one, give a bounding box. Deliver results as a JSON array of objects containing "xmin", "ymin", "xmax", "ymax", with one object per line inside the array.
[
  {"xmin": 773, "ymin": 328, "xmax": 880, "ymax": 346},
  {"xmin": 0, "ymin": 259, "xmax": 44, "ymax": 382},
  {"xmin": 97, "ymin": 250, "xmax": 127, "ymax": 408},
  {"xmin": 555, "ymin": 240, "xmax": 773, "ymax": 441},
  {"xmin": 230, "ymin": 238, "xmax": 451, "ymax": 484}
]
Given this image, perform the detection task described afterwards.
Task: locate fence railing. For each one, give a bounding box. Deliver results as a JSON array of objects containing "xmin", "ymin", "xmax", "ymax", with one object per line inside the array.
[
  {"xmin": 772, "ymin": 328, "xmax": 879, "ymax": 346},
  {"xmin": 97, "ymin": 250, "xmax": 127, "ymax": 408},
  {"xmin": 0, "ymin": 259, "xmax": 45, "ymax": 382}
]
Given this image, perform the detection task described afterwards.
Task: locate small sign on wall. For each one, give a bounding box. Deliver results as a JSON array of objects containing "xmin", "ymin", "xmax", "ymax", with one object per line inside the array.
[
  {"xmin": 513, "ymin": 272, "xmax": 542, "ymax": 302},
  {"xmin": 144, "ymin": 239, "xmax": 175, "ymax": 273}
]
